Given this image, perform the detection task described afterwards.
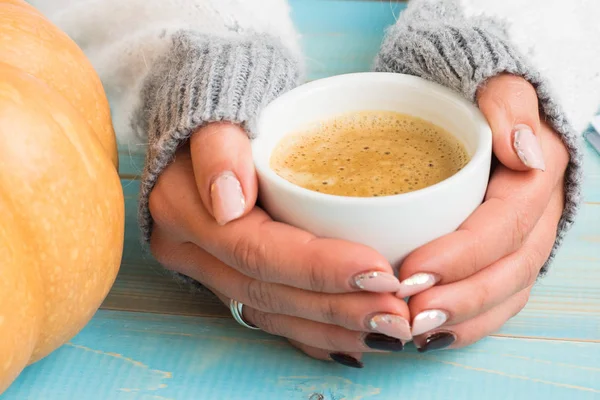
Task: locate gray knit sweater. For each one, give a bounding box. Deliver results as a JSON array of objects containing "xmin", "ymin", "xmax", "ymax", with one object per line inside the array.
[{"xmin": 136, "ymin": 32, "xmax": 301, "ymax": 244}]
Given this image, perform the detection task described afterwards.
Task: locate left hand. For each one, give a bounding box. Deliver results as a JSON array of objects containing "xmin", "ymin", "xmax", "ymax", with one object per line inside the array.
[{"xmin": 397, "ymin": 74, "xmax": 570, "ymax": 352}]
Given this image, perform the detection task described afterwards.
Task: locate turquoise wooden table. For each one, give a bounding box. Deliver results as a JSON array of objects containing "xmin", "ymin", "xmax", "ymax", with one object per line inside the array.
[{"xmin": 5, "ymin": 1, "xmax": 600, "ymax": 399}]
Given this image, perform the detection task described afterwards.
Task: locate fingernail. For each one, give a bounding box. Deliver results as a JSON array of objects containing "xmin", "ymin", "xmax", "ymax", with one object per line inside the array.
[
  {"xmin": 329, "ymin": 353, "xmax": 364, "ymax": 368},
  {"xmin": 417, "ymin": 331, "xmax": 456, "ymax": 353},
  {"xmin": 513, "ymin": 125, "xmax": 546, "ymax": 171},
  {"xmin": 368, "ymin": 314, "xmax": 412, "ymax": 341},
  {"xmin": 411, "ymin": 309, "xmax": 449, "ymax": 336},
  {"xmin": 396, "ymin": 273, "xmax": 440, "ymax": 298},
  {"xmin": 210, "ymin": 171, "xmax": 246, "ymax": 225},
  {"xmin": 364, "ymin": 333, "xmax": 404, "ymax": 352},
  {"xmin": 353, "ymin": 271, "xmax": 400, "ymax": 293}
]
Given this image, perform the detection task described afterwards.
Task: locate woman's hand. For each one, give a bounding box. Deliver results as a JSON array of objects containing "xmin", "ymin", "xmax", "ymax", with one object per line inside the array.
[
  {"xmin": 147, "ymin": 122, "xmax": 412, "ymax": 367},
  {"xmin": 396, "ymin": 74, "xmax": 570, "ymax": 352}
]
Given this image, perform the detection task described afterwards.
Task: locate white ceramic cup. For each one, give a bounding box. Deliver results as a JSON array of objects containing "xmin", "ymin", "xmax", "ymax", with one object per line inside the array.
[{"xmin": 253, "ymin": 72, "xmax": 492, "ymax": 268}]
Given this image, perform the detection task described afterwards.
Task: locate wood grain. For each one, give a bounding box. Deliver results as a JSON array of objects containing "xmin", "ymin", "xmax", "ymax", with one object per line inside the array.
[{"xmin": 5, "ymin": 310, "xmax": 600, "ymax": 400}]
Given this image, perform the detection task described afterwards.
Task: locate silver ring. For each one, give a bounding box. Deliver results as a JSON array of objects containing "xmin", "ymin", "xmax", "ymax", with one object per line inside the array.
[{"xmin": 229, "ymin": 299, "xmax": 261, "ymax": 330}]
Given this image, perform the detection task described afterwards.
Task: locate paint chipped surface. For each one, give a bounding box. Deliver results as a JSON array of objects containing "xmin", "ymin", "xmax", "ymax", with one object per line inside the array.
[{"xmin": 66, "ymin": 343, "xmax": 173, "ymax": 397}]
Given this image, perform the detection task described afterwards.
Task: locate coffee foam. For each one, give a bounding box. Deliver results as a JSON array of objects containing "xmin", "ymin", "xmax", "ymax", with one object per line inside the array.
[{"xmin": 270, "ymin": 111, "xmax": 469, "ymax": 197}]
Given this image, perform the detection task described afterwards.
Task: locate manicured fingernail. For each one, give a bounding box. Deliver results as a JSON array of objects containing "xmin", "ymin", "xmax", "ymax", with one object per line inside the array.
[
  {"xmin": 417, "ymin": 331, "xmax": 456, "ymax": 353},
  {"xmin": 210, "ymin": 171, "xmax": 246, "ymax": 225},
  {"xmin": 368, "ymin": 314, "xmax": 412, "ymax": 341},
  {"xmin": 513, "ymin": 125, "xmax": 546, "ymax": 171},
  {"xmin": 396, "ymin": 273, "xmax": 440, "ymax": 298},
  {"xmin": 353, "ymin": 271, "xmax": 400, "ymax": 293},
  {"xmin": 329, "ymin": 353, "xmax": 364, "ymax": 368},
  {"xmin": 412, "ymin": 309, "xmax": 449, "ymax": 336},
  {"xmin": 364, "ymin": 333, "xmax": 404, "ymax": 352}
]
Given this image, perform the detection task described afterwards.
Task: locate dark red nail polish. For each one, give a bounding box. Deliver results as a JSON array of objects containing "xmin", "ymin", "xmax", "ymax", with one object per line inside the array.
[
  {"xmin": 329, "ymin": 353, "xmax": 364, "ymax": 368},
  {"xmin": 418, "ymin": 331, "xmax": 456, "ymax": 353}
]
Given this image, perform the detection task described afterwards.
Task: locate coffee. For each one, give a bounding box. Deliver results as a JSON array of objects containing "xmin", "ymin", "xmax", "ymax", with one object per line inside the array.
[{"xmin": 270, "ymin": 111, "xmax": 469, "ymax": 197}]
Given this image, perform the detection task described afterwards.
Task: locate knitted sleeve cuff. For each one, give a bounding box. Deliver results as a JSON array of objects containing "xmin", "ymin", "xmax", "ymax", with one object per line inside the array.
[
  {"xmin": 374, "ymin": 0, "xmax": 582, "ymax": 274},
  {"xmin": 136, "ymin": 31, "xmax": 300, "ymax": 244}
]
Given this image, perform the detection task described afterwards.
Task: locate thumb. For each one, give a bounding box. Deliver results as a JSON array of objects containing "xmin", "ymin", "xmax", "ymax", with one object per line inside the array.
[
  {"xmin": 189, "ymin": 122, "xmax": 257, "ymax": 225},
  {"xmin": 477, "ymin": 74, "xmax": 545, "ymax": 171}
]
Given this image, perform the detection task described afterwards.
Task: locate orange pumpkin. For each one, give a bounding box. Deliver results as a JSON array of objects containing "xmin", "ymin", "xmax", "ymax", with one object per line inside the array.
[{"xmin": 0, "ymin": 0, "xmax": 124, "ymax": 393}]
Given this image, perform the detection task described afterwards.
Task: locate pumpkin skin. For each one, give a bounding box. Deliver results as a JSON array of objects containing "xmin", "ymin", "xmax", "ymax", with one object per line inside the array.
[{"xmin": 0, "ymin": 1, "xmax": 123, "ymax": 394}]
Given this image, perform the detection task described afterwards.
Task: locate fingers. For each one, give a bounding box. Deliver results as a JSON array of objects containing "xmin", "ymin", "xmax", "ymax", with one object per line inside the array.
[
  {"xmin": 242, "ymin": 306, "xmax": 404, "ymax": 354},
  {"xmin": 209, "ymin": 213, "xmax": 398, "ymax": 294},
  {"xmin": 202, "ymin": 206, "xmax": 396, "ymax": 294},
  {"xmin": 190, "ymin": 122, "xmax": 257, "ymax": 225},
  {"xmin": 406, "ymin": 185, "xmax": 563, "ymax": 336},
  {"xmin": 152, "ymin": 231, "xmax": 407, "ymax": 357},
  {"xmin": 396, "ymin": 122, "xmax": 569, "ymax": 296},
  {"xmin": 477, "ymin": 74, "xmax": 544, "ymax": 171},
  {"xmin": 153, "ymin": 234, "xmax": 411, "ymax": 339},
  {"xmin": 204, "ymin": 273, "xmax": 367, "ymax": 367},
  {"xmin": 208, "ymin": 276, "xmax": 368, "ymax": 367},
  {"xmin": 233, "ymin": 280, "xmax": 412, "ymax": 340},
  {"xmin": 413, "ymin": 287, "xmax": 532, "ymax": 353},
  {"xmin": 149, "ymin": 147, "xmax": 397, "ymax": 294}
]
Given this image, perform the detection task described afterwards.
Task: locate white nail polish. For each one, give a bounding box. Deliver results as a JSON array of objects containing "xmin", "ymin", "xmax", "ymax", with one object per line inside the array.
[
  {"xmin": 412, "ymin": 309, "xmax": 448, "ymax": 336},
  {"xmin": 513, "ymin": 125, "xmax": 546, "ymax": 171},
  {"xmin": 211, "ymin": 171, "xmax": 246, "ymax": 225},
  {"xmin": 354, "ymin": 271, "xmax": 401, "ymax": 292},
  {"xmin": 369, "ymin": 314, "xmax": 412, "ymax": 341},
  {"xmin": 396, "ymin": 273, "xmax": 439, "ymax": 298}
]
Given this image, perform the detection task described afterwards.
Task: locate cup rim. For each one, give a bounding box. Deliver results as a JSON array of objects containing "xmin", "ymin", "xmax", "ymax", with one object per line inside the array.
[{"xmin": 253, "ymin": 72, "xmax": 492, "ymax": 205}]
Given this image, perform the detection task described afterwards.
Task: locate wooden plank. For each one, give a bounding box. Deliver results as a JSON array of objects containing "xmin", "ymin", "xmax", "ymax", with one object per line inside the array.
[{"xmin": 5, "ymin": 310, "xmax": 600, "ymax": 400}]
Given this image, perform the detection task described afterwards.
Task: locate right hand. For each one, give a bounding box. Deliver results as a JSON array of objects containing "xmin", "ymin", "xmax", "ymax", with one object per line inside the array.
[{"xmin": 148, "ymin": 122, "xmax": 412, "ymax": 367}]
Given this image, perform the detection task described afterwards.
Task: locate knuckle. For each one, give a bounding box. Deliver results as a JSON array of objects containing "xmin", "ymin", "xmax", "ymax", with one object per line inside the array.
[
  {"xmin": 147, "ymin": 176, "xmax": 181, "ymax": 231},
  {"xmin": 319, "ymin": 297, "xmax": 338, "ymax": 326},
  {"xmin": 489, "ymin": 91, "xmax": 512, "ymax": 118},
  {"xmin": 510, "ymin": 203, "xmax": 533, "ymax": 249},
  {"xmin": 460, "ymin": 228, "xmax": 481, "ymax": 276},
  {"xmin": 245, "ymin": 279, "xmax": 276, "ymax": 312},
  {"xmin": 147, "ymin": 186, "xmax": 169, "ymax": 226},
  {"xmin": 509, "ymin": 291, "xmax": 531, "ymax": 320},
  {"xmin": 518, "ymin": 250, "xmax": 541, "ymax": 288},
  {"xmin": 514, "ymin": 291, "xmax": 531, "ymax": 316},
  {"xmin": 493, "ymin": 74, "xmax": 536, "ymax": 99},
  {"xmin": 250, "ymin": 311, "xmax": 279, "ymax": 336},
  {"xmin": 148, "ymin": 233, "xmax": 177, "ymax": 270},
  {"xmin": 148, "ymin": 233, "xmax": 167, "ymax": 264},
  {"xmin": 322, "ymin": 327, "xmax": 344, "ymax": 352},
  {"xmin": 473, "ymin": 283, "xmax": 492, "ymax": 315},
  {"xmin": 232, "ymin": 236, "xmax": 265, "ymax": 280},
  {"xmin": 541, "ymin": 228, "xmax": 559, "ymax": 262},
  {"xmin": 481, "ymin": 75, "xmax": 539, "ymax": 122},
  {"xmin": 308, "ymin": 261, "xmax": 326, "ymax": 292},
  {"xmin": 506, "ymin": 75, "xmax": 536, "ymax": 96}
]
